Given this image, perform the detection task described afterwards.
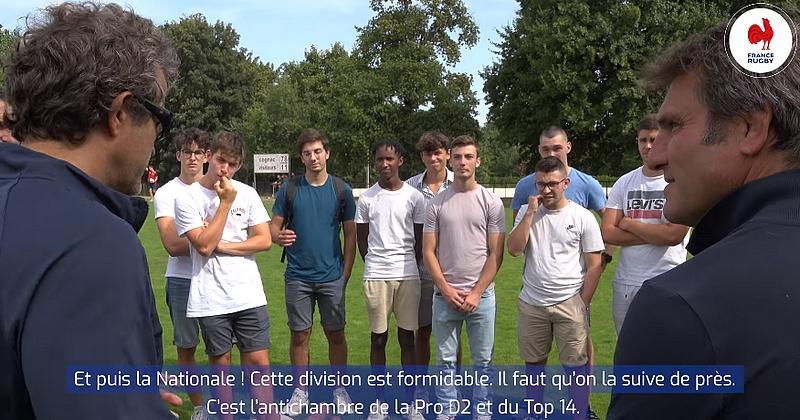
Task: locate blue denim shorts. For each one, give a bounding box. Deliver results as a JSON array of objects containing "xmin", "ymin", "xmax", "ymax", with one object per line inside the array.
[{"xmin": 165, "ymin": 277, "xmax": 200, "ymax": 349}]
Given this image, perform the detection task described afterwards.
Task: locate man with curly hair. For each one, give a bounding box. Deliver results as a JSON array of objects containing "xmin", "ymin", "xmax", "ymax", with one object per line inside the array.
[{"xmin": 0, "ymin": 3, "xmax": 180, "ymax": 418}]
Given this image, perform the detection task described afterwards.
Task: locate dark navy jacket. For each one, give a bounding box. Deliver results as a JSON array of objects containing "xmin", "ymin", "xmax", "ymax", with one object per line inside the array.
[
  {"xmin": 0, "ymin": 144, "xmax": 172, "ymax": 419},
  {"xmin": 609, "ymin": 170, "xmax": 800, "ymax": 419}
]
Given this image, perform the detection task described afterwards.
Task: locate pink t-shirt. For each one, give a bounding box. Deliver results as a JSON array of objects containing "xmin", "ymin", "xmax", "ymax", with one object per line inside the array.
[{"xmin": 424, "ymin": 185, "xmax": 506, "ymax": 293}]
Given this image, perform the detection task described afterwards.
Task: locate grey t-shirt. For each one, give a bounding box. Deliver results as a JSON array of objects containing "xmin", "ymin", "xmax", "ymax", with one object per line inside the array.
[{"xmin": 424, "ymin": 185, "xmax": 506, "ymax": 293}]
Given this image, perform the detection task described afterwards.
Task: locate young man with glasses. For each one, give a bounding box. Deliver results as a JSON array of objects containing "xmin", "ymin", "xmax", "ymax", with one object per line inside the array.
[
  {"xmin": 510, "ymin": 127, "xmax": 610, "ymax": 420},
  {"xmin": 507, "ymin": 156, "xmax": 604, "ymax": 419},
  {"xmin": 600, "ymin": 115, "xmax": 689, "ymax": 335},
  {"xmin": 154, "ymin": 128, "xmax": 211, "ymax": 420}
]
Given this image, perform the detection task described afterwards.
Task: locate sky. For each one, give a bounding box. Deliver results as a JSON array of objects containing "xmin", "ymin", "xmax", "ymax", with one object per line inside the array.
[{"xmin": 0, "ymin": 0, "xmax": 520, "ymax": 125}]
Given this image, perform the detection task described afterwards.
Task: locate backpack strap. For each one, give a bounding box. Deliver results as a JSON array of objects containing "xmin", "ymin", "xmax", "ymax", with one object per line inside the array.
[
  {"xmin": 331, "ymin": 175, "xmax": 348, "ymax": 225},
  {"xmin": 280, "ymin": 175, "xmax": 302, "ymax": 263}
]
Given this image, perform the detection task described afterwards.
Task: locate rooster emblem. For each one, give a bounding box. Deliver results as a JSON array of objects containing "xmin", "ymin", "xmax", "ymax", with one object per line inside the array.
[{"xmin": 748, "ymin": 18, "xmax": 774, "ymax": 50}]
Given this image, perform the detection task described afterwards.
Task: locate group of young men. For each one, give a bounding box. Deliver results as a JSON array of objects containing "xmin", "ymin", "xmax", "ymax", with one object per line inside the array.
[
  {"xmin": 508, "ymin": 120, "xmax": 689, "ymax": 420},
  {"xmin": 152, "ymin": 126, "xmax": 485, "ymax": 420},
  {"xmin": 151, "ymin": 112, "xmax": 688, "ymax": 420},
  {"xmin": 155, "ymin": 129, "xmax": 278, "ymax": 420}
]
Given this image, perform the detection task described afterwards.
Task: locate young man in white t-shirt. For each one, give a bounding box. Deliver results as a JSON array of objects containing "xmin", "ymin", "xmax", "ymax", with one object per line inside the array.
[
  {"xmin": 601, "ymin": 115, "xmax": 690, "ymax": 334},
  {"xmin": 357, "ymin": 140, "xmax": 426, "ymax": 420},
  {"xmin": 154, "ymin": 128, "xmax": 210, "ymax": 420},
  {"xmin": 507, "ymin": 156, "xmax": 604, "ymax": 418},
  {"xmin": 174, "ymin": 132, "xmax": 276, "ymax": 420},
  {"xmin": 423, "ymin": 135, "xmax": 506, "ymax": 420}
]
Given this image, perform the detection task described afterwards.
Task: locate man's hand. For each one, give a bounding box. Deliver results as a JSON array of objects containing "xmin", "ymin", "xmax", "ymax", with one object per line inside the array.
[
  {"xmin": 441, "ymin": 285, "xmax": 465, "ymax": 310},
  {"xmin": 460, "ymin": 291, "xmax": 481, "ymax": 313},
  {"xmin": 160, "ymin": 389, "xmax": 182, "ymax": 407},
  {"xmin": 275, "ymin": 229, "xmax": 297, "ymax": 247},
  {"xmin": 159, "ymin": 373, "xmax": 182, "ymax": 408},
  {"xmin": 618, "ymin": 216, "xmax": 632, "ymax": 231},
  {"xmin": 214, "ymin": 176, "xmax": 237, "ymax": 204},
  {"xmin": 216, "ymin": 240, "xmax": 231, "ymax": 254},
  {"xmin": 526, "ymin": 194, "xmax": 542, "ymax": 214}
]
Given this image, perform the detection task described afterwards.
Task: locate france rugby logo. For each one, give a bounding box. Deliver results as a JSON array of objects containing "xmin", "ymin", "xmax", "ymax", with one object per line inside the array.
[{"xmin": 725, "ymin": 3, "xmax": 796, "ymax": 77}]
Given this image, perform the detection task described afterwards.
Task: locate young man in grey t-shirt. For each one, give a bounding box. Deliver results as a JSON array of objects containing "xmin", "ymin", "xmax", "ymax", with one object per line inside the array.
[{"xmin": 422, "ymin": 135, "xmax": 505, "ymax": 420}]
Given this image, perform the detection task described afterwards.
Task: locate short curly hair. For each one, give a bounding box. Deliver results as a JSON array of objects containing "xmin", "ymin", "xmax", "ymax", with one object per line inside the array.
[
  {"xmin": 416, "ymin": 131, "xmax": 450, "ymax": 153},
  {"xmin": 174, "ymin": 127, "xmax": 210, "ymax": 151},
  {"xmin": 4, "ymin": 2, "xmax": 179, "ymax": 144}
]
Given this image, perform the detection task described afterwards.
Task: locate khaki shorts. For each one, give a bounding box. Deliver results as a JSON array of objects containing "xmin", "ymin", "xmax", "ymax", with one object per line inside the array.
[
  {"xmin": 418, "ymin": 276, "xmax": 434, "ymax": 327},
  {"xmin": 517, "ymin": 294, "xmax": 589, "ymax": 366},
  {"xmin": 363, "ymin": 279, "xmax": 421, "ymax": 333}
]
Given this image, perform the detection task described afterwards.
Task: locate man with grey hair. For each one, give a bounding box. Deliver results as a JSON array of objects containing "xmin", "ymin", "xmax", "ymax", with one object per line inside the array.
[
  {"xmin": 0, "ymin": 3, "xmax": 180, "ymax": 419},
  {"xmin": 609, "ymin": 12, "xmax": 800, "ymax": 419}
]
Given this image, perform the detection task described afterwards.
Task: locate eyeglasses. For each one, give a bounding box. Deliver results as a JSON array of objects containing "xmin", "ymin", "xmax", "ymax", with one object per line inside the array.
[
  {"xmin": 134, "ymin": 96, "xmax": 173, "ymax": 139},
  {"xmin": 181, "ymin": 149, "xmax": 207, "ymax": 158},
  {"xmin": 536, "ymin": 178, "xmax": 567, "ymax": 191}
]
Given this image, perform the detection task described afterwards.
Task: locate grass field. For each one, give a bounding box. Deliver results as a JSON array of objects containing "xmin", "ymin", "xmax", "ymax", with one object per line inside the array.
[{"xmin": 139, "ymin": 199, "xmax": 619, "ymax": 419}]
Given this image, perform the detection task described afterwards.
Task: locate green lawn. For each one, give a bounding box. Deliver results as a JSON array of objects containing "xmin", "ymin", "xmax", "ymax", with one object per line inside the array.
[{"xmin": 140, "ymin": 200, "xmax": 618, "ymax": 418}]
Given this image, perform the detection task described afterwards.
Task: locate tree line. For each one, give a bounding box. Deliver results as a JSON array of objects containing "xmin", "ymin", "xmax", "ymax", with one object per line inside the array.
[{"xmin": 2, "ymin": 0, "xmax": 790, "ymax": 188}]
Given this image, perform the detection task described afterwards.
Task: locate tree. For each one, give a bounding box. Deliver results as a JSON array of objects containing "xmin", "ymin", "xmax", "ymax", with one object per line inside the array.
[
  {"xmin": 159, "ymin": 14, "xmax": 265, "ymax": 179},
  {"xmin": 0, "ymin": 25, "xmax": 17, "ymax": 92},
  {"xmin": 284, "ymin": 44, "xmax": 382, "ymax": 183},
  {"xmin": 240, "ymin": 0, "xmax": 483, "ymax": 185},
  {"xmin": 483, "ymin": 0, "xmax": 735, "ymax": 176},
  {"xmin": 478, "ymin": 122, "xmax": 524, "ymax": 184},
  {"xmin": 354, "ymin": 0, "xmax": 481, "ymax": 177},
  {"xmin": 236, "ymin": 43, "xmax": 380, "ymax": 184}
]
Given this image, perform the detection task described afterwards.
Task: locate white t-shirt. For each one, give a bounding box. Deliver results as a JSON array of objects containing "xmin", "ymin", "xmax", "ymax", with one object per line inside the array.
[
  {"xmin": 606, "ymin": 167, "xmax": 688, "ymax": 287},
  {"xmin": 515, "ymin": 201, "xmax": 604, "ymax": 306},
  {"xmin": 153, "ymin": 177, "xmax": 193, "ymax": 279},
  {"xmin": 356, "ymin": 183, "xmax": 425, "ymax": 280},
  {"xmin": 174, "ymin": 179, "xmax": 270, "ymax": 317}
]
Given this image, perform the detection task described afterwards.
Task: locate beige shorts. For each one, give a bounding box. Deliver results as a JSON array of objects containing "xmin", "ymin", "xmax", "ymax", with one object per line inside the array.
[
  {"xmin": 363, "ymin": 279, "xmax": 421, "ymax": 333},
  {"xmin": 418, "ymin": 276, "xmax": 434, "ymax": 327},
  {"xmin": 517, "ymin": 294, "xmax": 589, "ymax": 366}
]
